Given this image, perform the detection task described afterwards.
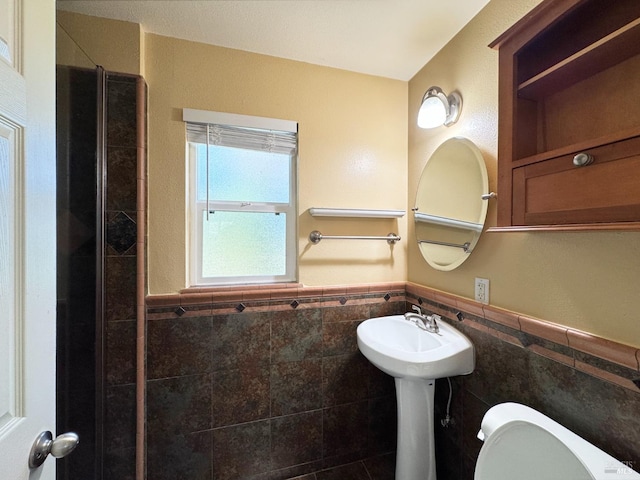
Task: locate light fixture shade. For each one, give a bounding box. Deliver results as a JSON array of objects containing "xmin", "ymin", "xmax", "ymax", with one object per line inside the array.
[
  {"xmin": 417, "ymin": 86, "xmax": 462, "ymax": 129},
  {"xmin": 417, "ymin": 94, "xmax": 447, "ymax": 128}
]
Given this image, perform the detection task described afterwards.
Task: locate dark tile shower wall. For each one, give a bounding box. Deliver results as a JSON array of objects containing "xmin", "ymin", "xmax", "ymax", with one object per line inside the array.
[
  {"xmin": 145, "ymin": 295, "xmax": 403, "ymax": 480},
  {"xmin": 57, "ymin": 68, "xmax": 143, "ymax": 480},
  {"xmin": 103, "ymin": 73, "xmax": 142, "ymax": 480}
]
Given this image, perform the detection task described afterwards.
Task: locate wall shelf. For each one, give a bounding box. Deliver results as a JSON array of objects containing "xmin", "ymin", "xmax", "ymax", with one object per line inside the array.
[
  {"xmin": 414, "ymin": 212, "xmax": 483, "ymax": 233},
  {"xmin": 308, "ymin": 208, "xmax": 406, "ymax": 218},
  {"xmin": 518, "ymin": 17, "xmax": 640, "ymax": 100}
]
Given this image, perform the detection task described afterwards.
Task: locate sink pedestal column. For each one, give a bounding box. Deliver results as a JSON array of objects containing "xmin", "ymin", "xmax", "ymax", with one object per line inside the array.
[{"xmin": 395, "ymin": 377, "xmax": 436, "ymax": 480}]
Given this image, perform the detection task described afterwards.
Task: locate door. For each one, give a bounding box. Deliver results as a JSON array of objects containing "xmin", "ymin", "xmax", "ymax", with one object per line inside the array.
[{"xmin": 0, "ymin": 0, "xmax": 57, "ymax": 478}]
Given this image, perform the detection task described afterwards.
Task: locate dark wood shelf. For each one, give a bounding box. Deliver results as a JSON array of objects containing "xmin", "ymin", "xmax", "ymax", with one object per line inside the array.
[{"xmin": 518, "ymin": 18, "xmax": 640, "ymax": 99}]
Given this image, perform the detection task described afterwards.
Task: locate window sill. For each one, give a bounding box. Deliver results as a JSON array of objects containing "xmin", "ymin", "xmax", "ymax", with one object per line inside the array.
[{"xmin": 180, "ymin": 282, "xmax": 303, "ymax": 294}]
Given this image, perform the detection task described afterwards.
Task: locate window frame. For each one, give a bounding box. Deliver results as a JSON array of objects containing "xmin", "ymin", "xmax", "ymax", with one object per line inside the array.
[{"xmin": 184, "ymin": 109, "xmax": 298, "ymax": 287}]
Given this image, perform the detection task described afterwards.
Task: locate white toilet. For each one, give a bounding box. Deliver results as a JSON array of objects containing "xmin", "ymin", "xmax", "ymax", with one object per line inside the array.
[{"xmin": 475, "ymin": 403, "xmax": 639, "ymax": 480}]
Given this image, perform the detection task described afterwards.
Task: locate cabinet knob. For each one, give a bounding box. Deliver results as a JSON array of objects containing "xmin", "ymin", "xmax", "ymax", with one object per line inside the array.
[{"xmin": 572, "ymin": 152, "xmax": 594, "ymax": 167}]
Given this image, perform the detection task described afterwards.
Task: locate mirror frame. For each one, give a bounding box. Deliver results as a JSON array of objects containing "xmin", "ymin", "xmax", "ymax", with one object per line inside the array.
[{"xmin": 414, "ymin": 137, "xmax": 489, "ymax": 271}]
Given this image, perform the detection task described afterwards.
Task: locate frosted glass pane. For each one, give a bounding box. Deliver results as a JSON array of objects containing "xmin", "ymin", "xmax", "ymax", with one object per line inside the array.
[
  {"xmin": 196, "ymin": 144, "xmax": 290, "ymax": 203},
  {"xmin": 0, "ymin": 134, "xmax": 14, "ymax": 426},
  {"xmin": 0, "ymin": 38, "xmax": 9, "ymax": 63},
  {"xmin": 201, "ymin": 211, "xmax": 286, "ymax": 278}
]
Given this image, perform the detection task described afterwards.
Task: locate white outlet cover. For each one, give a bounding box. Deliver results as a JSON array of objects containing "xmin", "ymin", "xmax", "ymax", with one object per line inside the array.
[{"xmin": 475, "ymin": 277, "xmax": 489, "ymax": 304}]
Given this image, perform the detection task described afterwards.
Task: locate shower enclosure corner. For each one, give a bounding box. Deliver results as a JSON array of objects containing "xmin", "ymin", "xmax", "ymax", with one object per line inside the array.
[{"xmin": 56, "ymin": 65, "xmax": 145, "ymax": 480}]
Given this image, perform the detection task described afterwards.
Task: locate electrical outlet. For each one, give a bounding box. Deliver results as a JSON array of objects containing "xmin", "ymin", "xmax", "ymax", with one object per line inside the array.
[{"xmin": 475, "ymin": 277, "xmax": 489, "ymax": 304}]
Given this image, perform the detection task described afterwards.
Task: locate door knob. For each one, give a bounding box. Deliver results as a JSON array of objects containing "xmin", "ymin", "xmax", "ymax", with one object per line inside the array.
[{"xmin": 28, "ymin": 431, "xmax": 79, "ymax": 468}]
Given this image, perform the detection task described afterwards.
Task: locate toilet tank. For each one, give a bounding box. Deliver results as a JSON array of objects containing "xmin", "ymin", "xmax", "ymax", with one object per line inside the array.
[{"xmin": 475, "ymin": 403, "xmax": 639, "ymax": 480}]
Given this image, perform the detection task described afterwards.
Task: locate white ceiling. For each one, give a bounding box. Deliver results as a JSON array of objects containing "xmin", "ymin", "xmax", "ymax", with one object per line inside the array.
[{"xmin": 56, "ymin": 0, "xmax": 490, "ymax": 81}]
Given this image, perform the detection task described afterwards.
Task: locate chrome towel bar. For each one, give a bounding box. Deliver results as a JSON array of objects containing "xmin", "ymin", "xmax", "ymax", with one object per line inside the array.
[
  {"xmin": 418, "ymin": 239, "xmax": 471, "ymax": 253},
  {"xmin": 309, "ymin": 230, "xmax": 400, "ymax": 245}
]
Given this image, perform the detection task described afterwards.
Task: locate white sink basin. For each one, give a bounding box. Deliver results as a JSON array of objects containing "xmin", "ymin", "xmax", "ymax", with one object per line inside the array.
[
  {"xmin": 357, "ymin": 314, "xmax": 474, "ymax": 379},
  {"xmin": 358, "ymin": 314, "xmax": 475, "ymax": 480}
]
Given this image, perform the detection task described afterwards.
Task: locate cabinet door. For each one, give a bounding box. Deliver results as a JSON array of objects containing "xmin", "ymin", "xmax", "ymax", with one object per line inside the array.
[{"xmin": 512, "ymin": 136, "xmax": 640, "ymax": 225}]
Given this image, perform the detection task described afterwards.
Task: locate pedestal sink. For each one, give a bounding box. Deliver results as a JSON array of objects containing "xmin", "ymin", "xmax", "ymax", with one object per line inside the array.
[{"xmin": 357, "ymin": 314, "xmax": 474, "ymax": 480}]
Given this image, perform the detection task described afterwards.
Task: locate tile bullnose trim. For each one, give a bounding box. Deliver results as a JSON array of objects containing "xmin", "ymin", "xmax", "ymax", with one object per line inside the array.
[
  {"xmin": 567, "ymin": 329, "xmax": 640, "ymax": 371},
  {"xmin": 483, "ymin": 304, "xmax": 521, "ymax": 330},
  {"xmin": 145, "ymin": 294, "xmax": 180, "ymax": 308},
  {"xmin": 405, "ymin": 282, "xmax": 640, "ymax": 385},
  {"xmin": 405, "ymin": 282, "xmax": 437, "ymax": 302},
  {"xmin": 519, "ymin": 314, "xmax": 569, "ymax": 347},
  {"xmin": 455, "ymin": 297, "xmax": 484, "ymax": 317}
]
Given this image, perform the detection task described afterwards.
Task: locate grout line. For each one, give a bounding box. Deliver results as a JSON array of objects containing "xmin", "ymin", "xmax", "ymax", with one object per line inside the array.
[{"xmin": 361, "ymin": 459, "xmax": 374, "ymax": 480}]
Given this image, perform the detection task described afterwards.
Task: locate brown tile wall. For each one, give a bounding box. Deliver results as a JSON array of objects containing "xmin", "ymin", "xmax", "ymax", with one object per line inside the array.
[
  {"xmin": 104, "ymin": 72, "xmax": 144, "ymax": 480},
  {"xmin": 146, "ymin": 282, "xmax": 640, "ymax": 479},
  {"xmin": 405, "ymin": 283, "xmax": 640, "ymax": 480},
  {"xmin": 145, "ymin": 285, "xmax": 404, "ymax": 480}
]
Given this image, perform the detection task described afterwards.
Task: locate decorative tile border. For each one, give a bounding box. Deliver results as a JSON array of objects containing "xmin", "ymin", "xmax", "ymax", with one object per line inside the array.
[
  {"xmin": 146, "ymin": 282, "xmax": 407, "ymax": 319},
  {"xmin": 146, "ymin": 281, "xmax": 640, "ymax": 393},
  {"xmin": 405, "ymin": 282, "xmax": 640, "ymax": 393}
]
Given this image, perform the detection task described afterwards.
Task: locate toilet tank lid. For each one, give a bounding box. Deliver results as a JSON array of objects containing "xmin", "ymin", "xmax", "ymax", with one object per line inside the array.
[{"xmin": 477, "ymin": 403, "xmax": 640, "ymax": 479}]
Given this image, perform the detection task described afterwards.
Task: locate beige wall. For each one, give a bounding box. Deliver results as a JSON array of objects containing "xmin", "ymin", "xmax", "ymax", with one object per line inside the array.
[
  {"xmin": 56, "ymin": 10, "xmax": 141, "ymax": 75},
  {"xmin": 145, "ymin": 34, "xmax": 408, "ymax": 294},
  {"xmin": 56, "ymin": 5, "xmax": 640, "ymax": 347},
  {"xmin": 56, "ymin": 21, "xmax": 94, "ymax": 70},
  {"xmin": 408, "ymin": 0, "xmax": 640, "ymax": 347}
]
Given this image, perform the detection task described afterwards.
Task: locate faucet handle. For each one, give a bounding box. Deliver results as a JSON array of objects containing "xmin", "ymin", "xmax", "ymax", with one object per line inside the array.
[
  {"xmin": 412, "ymin": 305, "xmax": 423, "ymax": 316},
  {"xmin": 426, "ymin": 313, "xmax": 440, "ymax": 333}
]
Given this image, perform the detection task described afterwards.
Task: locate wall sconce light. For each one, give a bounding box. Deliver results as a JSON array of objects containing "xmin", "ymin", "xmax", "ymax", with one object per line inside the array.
[{"xmin": 417, "ymin": 86, "xmax": 462, "ymax": 129}]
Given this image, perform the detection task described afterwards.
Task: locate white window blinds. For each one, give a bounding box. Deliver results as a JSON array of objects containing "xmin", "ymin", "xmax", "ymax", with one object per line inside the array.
[
  {"xmin": 183, "ymin": 108, "xmax": 297, "ymax": 154},
  {"xmin": 185, "ymin": 123, "xmax": 297, "ymax": 155}
]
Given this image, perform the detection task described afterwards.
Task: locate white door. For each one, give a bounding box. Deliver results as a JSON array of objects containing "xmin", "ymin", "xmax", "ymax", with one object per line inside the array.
[{"xmin": 0, "ymin": 0, "xmax": 58, "ymax": 478}]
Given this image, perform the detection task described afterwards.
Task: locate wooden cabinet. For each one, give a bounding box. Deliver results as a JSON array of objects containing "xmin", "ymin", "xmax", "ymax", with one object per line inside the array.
[{"xmin": 490, "ymin": 0, "xmax": 640, "ymax": 230}]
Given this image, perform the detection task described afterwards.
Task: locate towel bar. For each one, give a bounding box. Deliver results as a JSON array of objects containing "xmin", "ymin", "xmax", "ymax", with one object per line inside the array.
[
  {"xmin": 309, "ymin": 230, "xmax": 400, "ymax": 245},
  {"xmin": 418, "ymin": 239, "xmax": 471, "ymax": 252}
]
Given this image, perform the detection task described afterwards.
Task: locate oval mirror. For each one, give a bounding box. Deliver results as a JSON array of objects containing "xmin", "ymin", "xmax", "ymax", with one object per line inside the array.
[{"xmin": 414, "ymin": 137, "xmax": 489, "ymax": 271}]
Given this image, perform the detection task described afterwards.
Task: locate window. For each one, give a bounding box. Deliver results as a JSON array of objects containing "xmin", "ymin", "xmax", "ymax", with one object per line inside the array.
[{"xmin": 184, "ymin": 109, "xmax": 298, "ymax": 286}]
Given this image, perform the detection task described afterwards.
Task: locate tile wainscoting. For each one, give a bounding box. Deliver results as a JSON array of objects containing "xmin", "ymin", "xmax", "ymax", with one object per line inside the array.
[
  {"xmin": 145, "ymin": 283, "xmax": 640, "ymax": 480},
  {"xmin": 145, "ymin": 283, "xmax": 405, "ymax": 479},
  {"xmin": 404, "ymin": 283, "xmax": 640, "ymax": 480}
]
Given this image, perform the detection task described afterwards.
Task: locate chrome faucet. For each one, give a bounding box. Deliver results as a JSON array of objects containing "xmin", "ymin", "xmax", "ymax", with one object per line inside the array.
[
  {"xmin": 425, "ymin": 313, "xmax": 440, "ymax": 334},
  {"xmin": 404, "ymin": 305, "xmax": 440, "ymax": 334}
]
